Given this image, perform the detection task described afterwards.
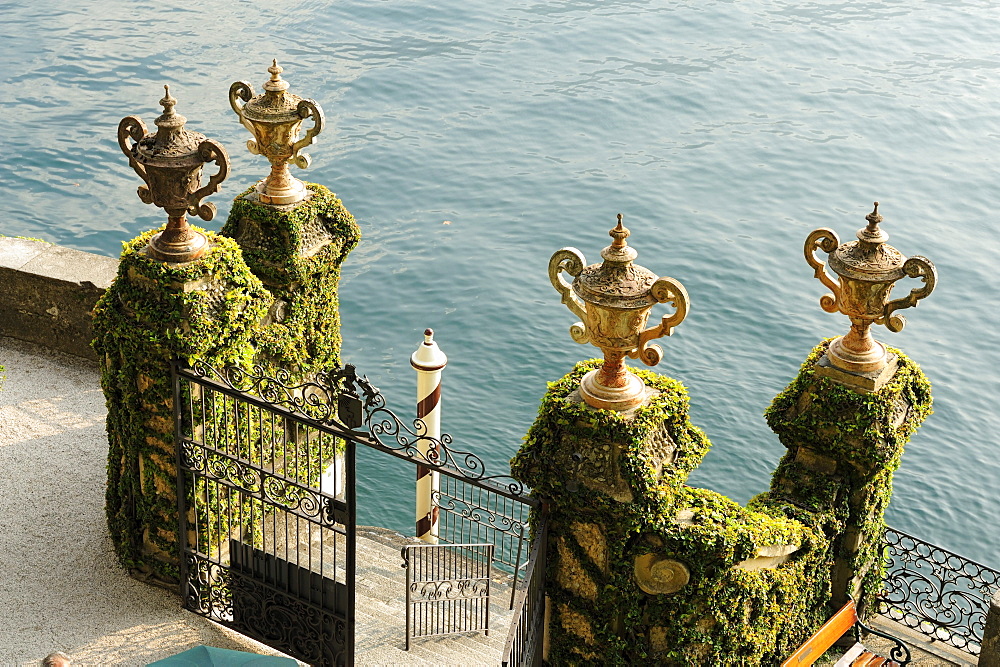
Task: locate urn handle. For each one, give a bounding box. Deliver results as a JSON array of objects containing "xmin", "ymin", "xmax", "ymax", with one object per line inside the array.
[
  {"xmin": 229, "ymin": 80, "xmax": 261, "ymax": 155},
  {"xmin": 186, "ymin": 139, "xmax": 230, "ymax": 222},
  {"xmin": 548, "ymin": 247, "xmax": 590, "ymax": 344},
  {"xmin": 804, "ymin": 227, "xmax": 841, "ymax": 313},
  {"xmin": 879, "ymin": 255, "xmax": 937, "ymax": 333},
  {"xmin": 631, "ymin": 276, "xmax": 689, "ymax": 367},
  {"xmin": 117, "ymin": 115, "xmax": 153, "ymax": 205},
  {"xmin": 290, "ymin": 98, "xmax": 325, "ymax": 169}
]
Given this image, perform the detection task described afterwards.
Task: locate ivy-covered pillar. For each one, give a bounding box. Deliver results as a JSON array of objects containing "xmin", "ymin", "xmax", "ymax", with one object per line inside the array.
[
  {"xmin": 522, "ymin": 216, "xmax": 841, "ymax": 664},
  {"xmin": 93, "ymin": 230, "xmax": 269, "ymax": 586},
  {"xmin": 782, "ymin": 203, "xmax": 937, "ymax": 616},
  {"xmin": 222, "ymin": 61, "xmax": 360, "ymax": 378},
  {"xmin": 765, "ymin": 341, "xmax": 932, "ymax": 615},
  {"xmin": 513, "ymin": 361, "xmax": 833, "ymax": 665},
  {"xmin": 221, "ymin": 182, "xmax": 360, "ymax": 376},
  {"xmin": 512, "ymin": 362, "xmax": 706, "ymax": 663}
]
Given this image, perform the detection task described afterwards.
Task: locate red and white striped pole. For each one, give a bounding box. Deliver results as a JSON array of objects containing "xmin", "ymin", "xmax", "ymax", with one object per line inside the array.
[{"xmin": 411, "ymin": 328, "xmax": 447, "ymax": 543}]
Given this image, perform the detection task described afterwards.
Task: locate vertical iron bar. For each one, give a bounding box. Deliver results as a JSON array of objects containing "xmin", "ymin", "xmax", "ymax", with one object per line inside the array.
[
  {"xmin": 345, "ymin": 437, "xmax": 356, "ymax": 663},
  {"xmin": 171, "ymin": 359, "xmax": 189, "ymax": 602}
]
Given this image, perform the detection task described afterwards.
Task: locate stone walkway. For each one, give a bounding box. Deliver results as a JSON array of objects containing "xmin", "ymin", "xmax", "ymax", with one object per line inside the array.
[{"xmin": 0, "ymin": 337, "xmax": 512, "ymax": 665}]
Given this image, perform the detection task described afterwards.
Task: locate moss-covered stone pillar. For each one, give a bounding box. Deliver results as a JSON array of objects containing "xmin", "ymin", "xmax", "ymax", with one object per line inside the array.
[
  {"xmin": 513, "ymin": 360, "xmax": 827, "ymax": 665},
  {"xmin": 93, "ymin": 230, "xmax": 269, "ymax": 586},
  {"xmin": 221, "ymin": 182, "xmax": 360, "ymax": 376},
  {"xmin": 765, "ymin": 340, "xmax": 932, "ymax": 616}
]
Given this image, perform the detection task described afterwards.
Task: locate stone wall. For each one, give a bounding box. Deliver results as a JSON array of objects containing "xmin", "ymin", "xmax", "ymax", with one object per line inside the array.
[{"xmin": 0, "ymin": 237, "xmax": 118, "ymax": 360}]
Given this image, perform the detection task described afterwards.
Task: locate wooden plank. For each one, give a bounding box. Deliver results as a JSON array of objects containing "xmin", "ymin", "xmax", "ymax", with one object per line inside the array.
[{"xmin": 782, "ymin": 601, "xmax": 858, "ymax": 667}]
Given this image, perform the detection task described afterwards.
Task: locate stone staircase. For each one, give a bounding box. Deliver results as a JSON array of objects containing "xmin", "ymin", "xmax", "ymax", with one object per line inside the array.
[{"xmin": 354, "ymin": 525, "xmax": 516, "ymax": 666}]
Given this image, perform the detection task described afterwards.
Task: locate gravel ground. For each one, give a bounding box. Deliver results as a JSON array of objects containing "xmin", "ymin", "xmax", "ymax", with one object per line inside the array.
[{"xmin": 0, "ymin": 337, "xmax": 288, "ymax": 665}]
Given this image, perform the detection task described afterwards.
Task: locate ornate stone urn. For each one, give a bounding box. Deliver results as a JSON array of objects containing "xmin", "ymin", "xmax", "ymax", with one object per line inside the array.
[
  {"xmin": 229, "ymin": 60, "xmax": 325, "ymax": 206},
  {"xmin": 118, "ymin": 86, "xmax": 230, "ymax": 262},
  {"xmin": 549, "ymin": 214, "xmax": 689, "ymax": 411},
  {"xmin": 805, "ymin": 202, "xmax": 936, "ymax": 388}
]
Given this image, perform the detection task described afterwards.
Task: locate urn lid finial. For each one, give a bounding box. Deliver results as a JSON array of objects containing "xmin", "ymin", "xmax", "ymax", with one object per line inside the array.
[
  {"xmin": 264, "ymin": 59, "xmax": 291, "ymax": 93},
  {"xmin": 827, "ymin": 201, "xmax": 905, "ymax": 282},
  {"xmin": 600, "ymin": 213, "xmax": 639, "ymax": 265},
  {"xmin": 858, "ymin": 201, "xmax": 889, "ymax": 246},
  {"xmin": 146, "ymin": 86, "xmax": 204, "ymax": 157},
  {"xmin": 156, "ymin": 86, "xmax": 182, "ymax": 125},
  {"xmin": 576, "ymin": 213, "xmax": 654, "ymax": 308}
]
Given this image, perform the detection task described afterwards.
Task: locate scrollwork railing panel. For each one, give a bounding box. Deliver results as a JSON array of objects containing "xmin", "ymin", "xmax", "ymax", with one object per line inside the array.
[
  {"xmin": 402, "ymin": 543, "xmax": 494, "ymax": 646},
  {"xmin": 180, "ymin": 439, "xmax": 346, "ymax": 531},
  {"xmin": 879, "ymin": 526, "xmax": 999, "ymax": 656},
  {"xmin": 178, "ymin": 358, "xmax": 534, "ymax": 501}
]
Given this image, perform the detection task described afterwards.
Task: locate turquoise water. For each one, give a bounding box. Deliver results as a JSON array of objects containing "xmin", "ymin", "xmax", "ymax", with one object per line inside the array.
[{"xmin": 3, "ymin": 1, "xmax": 999, "ymax": 564}]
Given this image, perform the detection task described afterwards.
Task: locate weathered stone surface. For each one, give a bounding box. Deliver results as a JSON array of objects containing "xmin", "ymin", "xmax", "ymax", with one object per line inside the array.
[
  {"xmin": 558, "ymin": 603, "xmax": 595, "ymax": 645},
  {"xmin": 650, "ymin": 626, "xmax": 670, "ymax": 652},
  {"xmin": 981, "ymin": 591, "xmax": 1000, "ymax": 667},
  {"xmin": 733, "ymin": 543, "xmax": 800, "ymax": 570},
  {"xmin": 795, "ymin": 446, "xmax": 838, "ymax": 474},
  {"xmin": 571, "ymin": 522, "xmax": 608, "ymax": 574},
  {"xmin": 0, "ymin": 237, "xmax": 118, "ymax": 360},
  {"xmin": 556, "ymin": 536, "xmax": 598, "ymax": 601}
]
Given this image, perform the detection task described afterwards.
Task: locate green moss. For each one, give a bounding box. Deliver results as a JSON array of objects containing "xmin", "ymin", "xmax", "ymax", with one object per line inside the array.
[
  {"xmin": 515, "ymin": 343, "xmax": 932, "ymax": 665},
  {"xmin": 92, "ymin": 228, "xmax": 270, "ymax": 581},
  {"xmin": 222, "ymin": 182, "xmax": 360, "ymax": 376},
  {"xmin": 93, "ymin": 187, "xmax": 360, "ymax": 584}
]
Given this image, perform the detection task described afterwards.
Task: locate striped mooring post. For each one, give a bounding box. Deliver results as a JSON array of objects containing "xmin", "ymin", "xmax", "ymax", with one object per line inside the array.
[{"xmin": 410, "ymin": 328, "xmax": 447, "ymax": 543}]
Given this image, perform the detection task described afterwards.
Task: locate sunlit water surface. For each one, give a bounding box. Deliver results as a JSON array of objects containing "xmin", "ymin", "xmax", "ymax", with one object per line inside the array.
[{"xmin": 2, "ymin": 0, "xmax": 999, "ymax": 564}]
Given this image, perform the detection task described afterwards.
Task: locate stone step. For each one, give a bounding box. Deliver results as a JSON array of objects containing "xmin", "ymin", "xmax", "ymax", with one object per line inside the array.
[{"xmin": 353, "ymin": 525, "xmax": 516, "ymax": 665}]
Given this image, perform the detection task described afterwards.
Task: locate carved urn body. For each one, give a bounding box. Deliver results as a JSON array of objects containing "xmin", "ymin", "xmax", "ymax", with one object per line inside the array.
[
  {"xmin": 230, "ymin": 60, "xmax": 324, "ymax": 206},
  {"xmin": 118, "ymin": 86, "xmax": 230, "ymax": 262},
  {"xmin": 805, "ymin": 202, "xmax": 936, "ymax": 375},
  {"xmin": 550, "ymin": 215, "xmax": 689, "ymax": 411}
]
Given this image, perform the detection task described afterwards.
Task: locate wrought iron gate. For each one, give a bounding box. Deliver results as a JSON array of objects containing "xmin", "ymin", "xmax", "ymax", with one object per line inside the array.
[
  {"xmin": 172, "ymin": 360, "xmax": 369, "ymax": 666},
  {"xmin": 172, "ymin": 359, "xmax": 546, "ymax": 666}
]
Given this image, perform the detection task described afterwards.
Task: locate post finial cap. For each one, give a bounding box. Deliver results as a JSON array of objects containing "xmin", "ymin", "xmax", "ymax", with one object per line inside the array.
[{"xmin": 411, "ymin": 328, "xmax": 448, "ymax": 371}]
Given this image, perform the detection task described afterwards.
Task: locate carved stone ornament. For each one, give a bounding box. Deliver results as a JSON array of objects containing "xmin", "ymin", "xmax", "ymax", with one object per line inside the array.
[
  {"xmin": 118, "ymin": 86, "xmax": 230, "ymax": 263},
  {"xmin": 549, "ymin": 214, "xmax": 689, "ymax": 411},
  {"xmin": 634, "ymin": 553, "xmax": 690, "ymax": 595},
  {"xmin": 805, "ymin": 202, "xmax": 936, "ymax": 374},
  {"xmin": 230, "ymin": 60, "xmax": 325, "ymax": 206}
]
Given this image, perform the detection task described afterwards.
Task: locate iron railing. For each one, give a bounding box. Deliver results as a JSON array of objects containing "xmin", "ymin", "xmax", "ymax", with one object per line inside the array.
[
  {"xmin": 402, "ymin": 542, "xmax": 494, "ymax": 649},
  {"xmin": 879, "ymin": 526, "xmax": 1000, "ymax": 656},
  {"xmin": 173, "ymin": 358, "xmax": 546, "ymax": 664},
  {"xmin": 502, "ymin": 512, "xmax": 548, "ymax": 667},
  {"xmin": 173, "ymin": 360, "xmax": 363, "ymax": 667},
  {"xmin": 434, "ymin": 473, "xmax": 532, "ymax": 608}
]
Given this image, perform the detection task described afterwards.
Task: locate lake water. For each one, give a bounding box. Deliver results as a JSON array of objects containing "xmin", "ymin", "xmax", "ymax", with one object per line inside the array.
[{"xmin": 2, "ymin": 0, "xmax": 998, "ymax": 564}]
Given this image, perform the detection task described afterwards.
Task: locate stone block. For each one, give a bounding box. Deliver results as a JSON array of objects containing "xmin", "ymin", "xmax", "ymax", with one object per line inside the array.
[
  {"xmin": 980, "ymin": 590, "xmax": 1000, "ymax": 667},
  {"xmin": 794, "ymin": 446, "xmax": 838, "ymax": 474},
  {"xmin": 813, "ymin": 352, "xmax": 898, "ymax": 393},
  {"xmin": 0, "ymin": 236, "xmax": 46, "ymax": 269},
  {"xmin": 0, "ymin": 237, "xmax": 118, "ymax": 359}
]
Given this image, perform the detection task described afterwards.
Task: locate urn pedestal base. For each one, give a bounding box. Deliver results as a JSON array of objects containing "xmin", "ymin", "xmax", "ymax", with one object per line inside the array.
[
  {"xmin": 146, "ymin": 229, "xmax": 210, "ymax": 263},
  {"xmin": 255, "ymin": 175, "xmax": 308, "ymax": 206},
  {"xmin": 827, "ymin": 334, "xmax": 889, "ymax": 374},
  {"xmin": 580, "ymin": 369, "xmax": 655, "ymax": 411}
]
